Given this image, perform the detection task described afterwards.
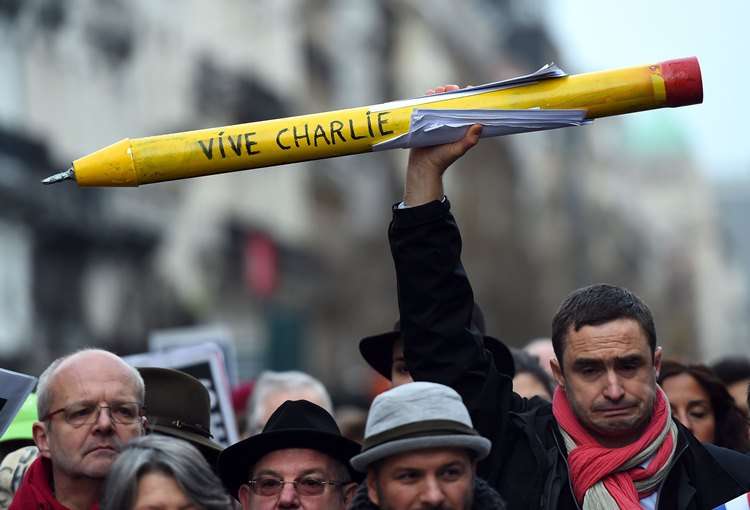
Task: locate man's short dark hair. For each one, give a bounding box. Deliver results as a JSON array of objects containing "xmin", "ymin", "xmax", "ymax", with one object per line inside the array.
[
  {"xmin": 551, "ymin": 284, "xmax": 657, "ymax": 366},
  {"xmin": 711, "ymin": 357, "xmax": 750, "ymax": 386}
]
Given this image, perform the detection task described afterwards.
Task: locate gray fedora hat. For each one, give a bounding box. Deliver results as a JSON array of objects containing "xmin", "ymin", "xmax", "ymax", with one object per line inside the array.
[{"xmin": 350, "ymin": 382, "xmax": 491, "ymax": 472}]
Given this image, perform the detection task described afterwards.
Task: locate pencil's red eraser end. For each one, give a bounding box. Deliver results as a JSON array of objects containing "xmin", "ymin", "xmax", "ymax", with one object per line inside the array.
[{"xmin": 660, "ymin": 57, "xmax": 703, "ymax": 107}]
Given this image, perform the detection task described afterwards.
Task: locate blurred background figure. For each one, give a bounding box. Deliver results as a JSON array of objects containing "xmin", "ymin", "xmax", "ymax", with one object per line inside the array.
[
  {"xmin": 244, "ymin": 370, "xmax": 332, "ymax": 437},
  {"xmin": 511, "ymin": 349, "xmax": 554, "ymax": 401},
  {"xmin": 334, "ymin": 405, "xmax": 368, "ymax": 444},
  {"xmin": 523, "ymin": 338, "xmax": 557, "ymax": 378},
  {"xmin": 102, "ymin": 435, "xmax": 231, "ymax": 510},
  {"xmin": 658, "ymin": 360, "xmax": 750, "ymax": 453},
  {"xmin": 231, "ymin": 380, "xmax": 254, "ymax": 438},
  {"xmin": 0, "ymin": 394, "xmax": 38, "ymax": 509},
  {"xmin": 358, "ymin": 320, "xmax": 412, "ymax": 387},
  {"xmin": 0, "ymin": 446, "xmax": 37, "ymax": 510},
  {"xmin": 359, "ymin": 303, "xmax": 515, "ymax": 390},
  {"xmin": 712, "ymin": 356, "xmax": 750, "ymax": 416},
  {"xmin": 138, "ymin": 367, "xmax": 224, "ymax": 469}
]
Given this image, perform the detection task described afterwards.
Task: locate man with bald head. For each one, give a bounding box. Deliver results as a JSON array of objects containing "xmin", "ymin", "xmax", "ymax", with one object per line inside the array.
[{"xmin": 11, "ymin": 349, "xmax": 146, "ymax": 510}]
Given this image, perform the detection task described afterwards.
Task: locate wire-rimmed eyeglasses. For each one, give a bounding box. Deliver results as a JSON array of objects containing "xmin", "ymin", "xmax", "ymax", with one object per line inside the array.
[
  {"xmin": 41, "ymin": 402, "xmax": 143, "ymax": 428},
  {"xmin": 246, "ymin": 476, "xmax": 347, "ymax": 497}
]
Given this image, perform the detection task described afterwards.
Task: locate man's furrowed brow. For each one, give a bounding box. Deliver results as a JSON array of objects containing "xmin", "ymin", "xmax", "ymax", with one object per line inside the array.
[
  {"xmin": 571, "ymin": 358, "xmax": 604, "ymax": 370},
  {"xmin": 572, "ymin": 353, "xmax": 647, "ymax": 371},
  {"xmin": 616, "ymin": 354, "xmax": 647, "ymax": 365}
]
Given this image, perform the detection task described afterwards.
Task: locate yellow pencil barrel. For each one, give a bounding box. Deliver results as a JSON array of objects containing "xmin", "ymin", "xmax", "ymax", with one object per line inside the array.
[{"xmin": 68, "ymin": 57, "xmax": 702, "ymax": 187}]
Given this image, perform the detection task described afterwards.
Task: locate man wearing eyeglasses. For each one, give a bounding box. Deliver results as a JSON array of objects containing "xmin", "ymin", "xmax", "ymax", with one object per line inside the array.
[
  {"xmin": 218, "ymin": 399, "xmax": 362, "ymax": 510},
  {"xmin": 11, "ymin": 349, "xmax": 145, "ymax": 510}
]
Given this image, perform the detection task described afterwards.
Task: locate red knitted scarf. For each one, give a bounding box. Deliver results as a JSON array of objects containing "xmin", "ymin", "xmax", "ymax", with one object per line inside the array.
[{"xmin": 552, "ymin": 387, "xmax": 674, "ymax": 508}]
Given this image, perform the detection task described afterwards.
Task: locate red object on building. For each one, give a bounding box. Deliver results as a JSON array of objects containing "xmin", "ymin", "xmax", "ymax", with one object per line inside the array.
[{"xmin": 244, "ymin": 233, "xmax": 278, "ymax": 298}]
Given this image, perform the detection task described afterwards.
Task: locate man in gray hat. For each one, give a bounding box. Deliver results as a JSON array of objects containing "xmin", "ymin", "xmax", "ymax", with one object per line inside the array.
[{"xmin": 349, "ymin": 381, "xmax": 505, "ymax": 510}]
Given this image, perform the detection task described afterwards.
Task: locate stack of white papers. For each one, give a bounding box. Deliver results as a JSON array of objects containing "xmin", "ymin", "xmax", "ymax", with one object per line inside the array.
[
  {"xmin": 456, "ymin": 63, "xmax": 568, "ymax": 94},
  {"xmin": 371, "ymin": 63, "xmax": 570, "ymax": 113},
  {"xmin": 375, "ymin": 108, "xmax": 590, "ymax": 150}
]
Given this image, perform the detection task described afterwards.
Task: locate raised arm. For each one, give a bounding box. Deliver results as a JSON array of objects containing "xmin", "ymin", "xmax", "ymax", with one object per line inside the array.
[
  {"xmin": 402, "ymin": 86, "xmax": 482, "ymax": 207},
  {"xmin": 388, "ymin": 87, "xmax": 525, "ymax": 476}
]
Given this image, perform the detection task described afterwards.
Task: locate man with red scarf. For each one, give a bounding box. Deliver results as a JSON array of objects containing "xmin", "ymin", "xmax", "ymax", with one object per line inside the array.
[
  {"xmin": 10, "ymin": 350, "xmax": 146, "ymax": 510},
  {"xmin": 388, "ymin": 86, "xmax": 750, "ymax": 509}
]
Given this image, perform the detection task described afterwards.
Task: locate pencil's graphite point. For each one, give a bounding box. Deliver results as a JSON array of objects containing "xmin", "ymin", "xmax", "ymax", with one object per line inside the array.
[{"xmin": 42, "ymin": 168, "xmax": 75, "ymax": 185}]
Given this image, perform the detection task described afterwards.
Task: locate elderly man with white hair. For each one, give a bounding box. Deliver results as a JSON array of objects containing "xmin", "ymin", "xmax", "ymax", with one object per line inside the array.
[{"xmin": 245, "ymin": 370, "xmax": 333, "ymax": 437}]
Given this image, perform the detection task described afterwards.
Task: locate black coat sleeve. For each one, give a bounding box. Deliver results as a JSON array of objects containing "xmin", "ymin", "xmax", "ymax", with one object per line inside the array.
[{"xmin": 388, "ymin": 198, "xmax": 529, "ymax": 478}]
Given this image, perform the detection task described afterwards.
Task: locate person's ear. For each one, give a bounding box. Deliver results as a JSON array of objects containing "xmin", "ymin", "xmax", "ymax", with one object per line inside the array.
[
  {"xmin": 342, "ymin": 482, "xmax": 357, "ymax": 506},
  {"xmin": 550, "ymin": 358, "xmax": 565, "ymax": 389},
  {"xmin": 366, "ymin": 472, "xmax": 380, "ymax": 506},
  {"xmin": 32, "ymin": 421, "xmax": 51, "ymax": 458},
  {"xmin": 654, "ymin": 346, "xmax": 663, "ymax": 378},
  {"xmin": 238, "ymin": 484, "xmax": 252, "ymax": 509}
]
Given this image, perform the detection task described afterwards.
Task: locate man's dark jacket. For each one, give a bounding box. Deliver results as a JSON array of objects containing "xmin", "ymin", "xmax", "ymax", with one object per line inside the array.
[{"xmin": 388, "ymin": 198, "xmax": 750, "ymax": 510}]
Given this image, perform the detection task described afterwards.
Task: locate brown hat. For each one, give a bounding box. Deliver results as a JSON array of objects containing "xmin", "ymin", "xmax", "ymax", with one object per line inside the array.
[
  {"xmin": 138, "ymin": 367, "xmax": 223, "ymax": 468},
  {"xmin": 359, "ymin": 303, "xmax": 515, "ymax": 379}
]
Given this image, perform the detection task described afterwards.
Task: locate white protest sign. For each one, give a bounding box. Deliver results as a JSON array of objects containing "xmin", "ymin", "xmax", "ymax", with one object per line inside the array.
[
  {"xmin": 124, "ymin": 343, "xmax": 239, "ymax": 446},
  {"xmin": 149, "ymin": 325, "xmax": 239, "ymax": 386}
]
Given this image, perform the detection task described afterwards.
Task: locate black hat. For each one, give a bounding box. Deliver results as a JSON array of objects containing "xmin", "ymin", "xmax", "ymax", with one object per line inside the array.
[
  {"xmin": 359, "ymin": 303, "xmax": 515, "ymax": 379},
  {"xmin": 138, "ymin": 367, "xmax": 223, "ymax": 468},
  {"xmin": 217, "ymin": 400, "xmax": 363, "ymax": 498}
]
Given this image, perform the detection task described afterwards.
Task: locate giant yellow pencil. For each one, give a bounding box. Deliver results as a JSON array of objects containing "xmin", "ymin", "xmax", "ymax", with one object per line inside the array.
[{"xmin": 43, "ymin": 57, "xmax": 702, "ymax": 187}]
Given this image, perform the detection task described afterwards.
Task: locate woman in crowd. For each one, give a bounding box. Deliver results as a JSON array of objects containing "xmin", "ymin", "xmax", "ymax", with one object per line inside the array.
[
  {"xmin": 511, "ymin": 349, "xmax": 555, "ymax": 401},
  {"xmin": 102, "ymin": 435, "xmax": 231, "ymax": 510},
  {"xmin": 659, "ymin": 360, "xmax": 750, "ymax": 453}
]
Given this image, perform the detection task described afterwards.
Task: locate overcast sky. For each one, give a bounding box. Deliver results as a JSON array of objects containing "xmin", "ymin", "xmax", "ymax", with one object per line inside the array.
[{"xmin": 543, "ymin": 1, "xmax": 749, "ymax": 179}]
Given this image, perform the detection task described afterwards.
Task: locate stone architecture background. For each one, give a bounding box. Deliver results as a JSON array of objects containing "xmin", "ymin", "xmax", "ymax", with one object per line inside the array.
[{"xmin": 0, "ymin": 0, "xmax": 746, "ymax": 403}]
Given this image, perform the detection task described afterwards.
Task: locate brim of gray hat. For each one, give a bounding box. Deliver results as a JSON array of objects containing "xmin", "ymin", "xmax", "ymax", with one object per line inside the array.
[
  {"xmin": 149, "ymin": 425, "xmax": 223, "ymax": 469},
  {"xmin": 350, "ymin": 434, "xmax": 491, "ymax": 472}
]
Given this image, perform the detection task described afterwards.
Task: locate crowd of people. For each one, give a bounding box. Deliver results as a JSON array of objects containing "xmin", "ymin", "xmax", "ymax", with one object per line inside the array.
[{"xmin": 1, "ymin": 89, "xmax": 750, "ymax": 509}]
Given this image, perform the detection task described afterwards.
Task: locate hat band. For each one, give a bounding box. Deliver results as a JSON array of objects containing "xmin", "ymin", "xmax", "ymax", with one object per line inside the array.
[
  {"xmin": 150, "ymin": 417, "xmax": 213, "ymax": 439},
  {"xmin": 362, "ymin": 419, "xmax": 478, "ymax": 452}
]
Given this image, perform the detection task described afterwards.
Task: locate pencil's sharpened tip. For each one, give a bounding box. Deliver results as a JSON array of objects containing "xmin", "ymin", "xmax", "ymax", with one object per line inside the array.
[{"xmin": 42, "ymin": 168, "xmax": 75, "ymax": 185}]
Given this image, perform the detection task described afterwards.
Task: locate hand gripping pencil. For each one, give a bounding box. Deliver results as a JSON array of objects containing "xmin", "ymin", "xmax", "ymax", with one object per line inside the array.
[{"xmin": 43, "ymin": 57, "xmax": 702, "ymax": 187}]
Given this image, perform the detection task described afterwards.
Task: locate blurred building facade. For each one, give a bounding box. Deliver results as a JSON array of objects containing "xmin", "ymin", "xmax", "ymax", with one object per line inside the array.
[{"xmin": 0, "ymin": 0, "xmax": 745, "ymax": 398}]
